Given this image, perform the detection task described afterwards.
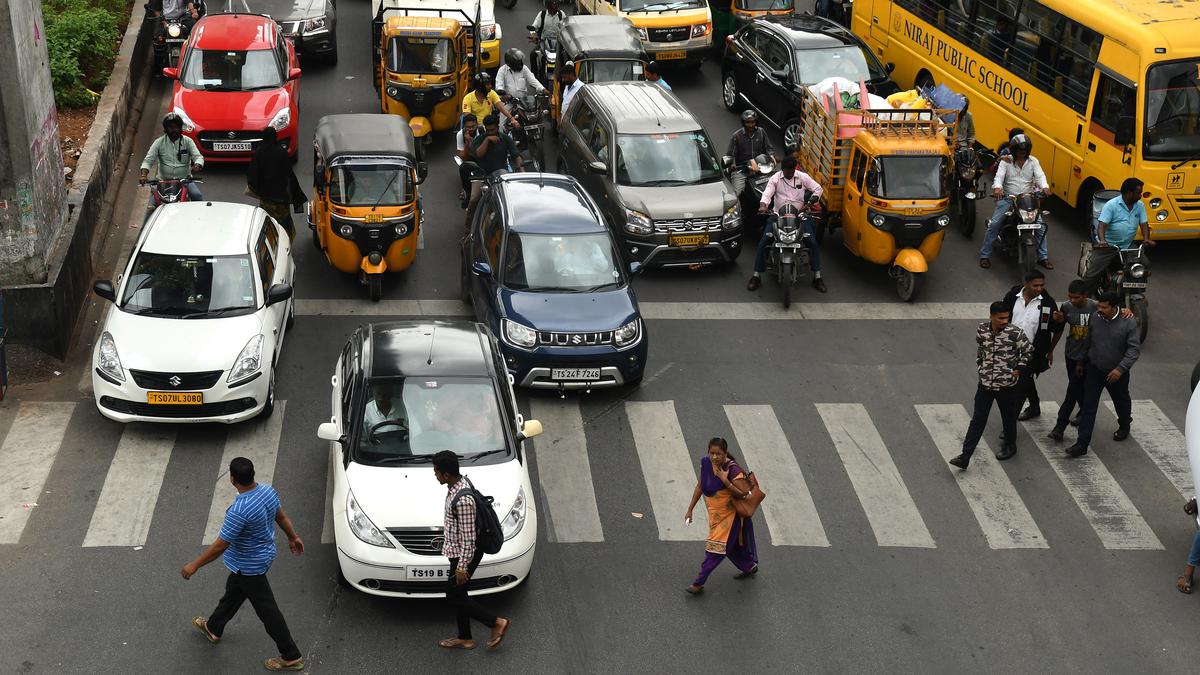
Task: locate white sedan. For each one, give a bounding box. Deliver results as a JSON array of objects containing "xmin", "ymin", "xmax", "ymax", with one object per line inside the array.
[{"xmin": 91, "ymin": 201, "xmax": 295, "ymax": 423}]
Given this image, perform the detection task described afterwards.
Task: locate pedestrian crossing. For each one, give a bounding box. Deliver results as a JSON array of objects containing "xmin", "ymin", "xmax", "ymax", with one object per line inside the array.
[{"xmin": 0, "ymin": 397, "xmax": 1192, "ymax": 553}]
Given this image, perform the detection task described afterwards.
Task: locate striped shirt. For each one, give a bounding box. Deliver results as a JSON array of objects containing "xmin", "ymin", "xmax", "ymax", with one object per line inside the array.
[
  {"xmin": 442, "ymin": 477, "xmax": 476, "ymax": 572},
  {"xmin": 218, "ymin": 483, "xmax": 280, "ymax": 575}
]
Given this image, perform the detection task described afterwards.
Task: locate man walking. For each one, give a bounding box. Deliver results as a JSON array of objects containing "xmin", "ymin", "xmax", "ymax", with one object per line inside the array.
[
  {"xmin": 949, "ymin": 301, "xmax": 1032, "ymax": 469},
  {"xmin": 1000, "ymin": 270, "xmax": 1063, "ymax": 423},
  {"xmin": 1065, "ymin": 292, "xmax": 1142, "ymax": 457},
  {"xmin": 182, "ymin": 458, "xmax": 305, "ymax": 672},
  {"xmin": 433, "ymin": 450, "xmax": 510, "ymax": 650}
]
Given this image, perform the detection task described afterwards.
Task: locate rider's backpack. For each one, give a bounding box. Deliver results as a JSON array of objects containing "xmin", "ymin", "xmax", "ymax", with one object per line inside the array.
[{"xmin": 450, "ymin": 478, "xmax": 505, "ymax": 555}]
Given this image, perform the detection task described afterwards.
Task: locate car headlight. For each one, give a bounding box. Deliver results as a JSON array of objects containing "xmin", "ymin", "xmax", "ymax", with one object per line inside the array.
[
  {"xmin": 500, "ymin": 487, "xmax": 527, "ymax": 540},
  {"xmin": 172, "ymin": 107, "xmax": 196, "ymax": 133},
  {"xmin": 269, "ymin": 108, "xmax": 291, "ymax": 132},
  {"xmin": 777, "ymin": 227, "xmax": 798, "ymax": 244},
  {"xmin": 480, "ymin": 23, "xmax": 497, "ymax": 40},
  {"xmin": 1149, "ymin": 198, "xmax": 1162, "ymax": 209},
  {"xmin": 167, "ymin": 23, "xmax": 182, "ymax": 38},
  {"xmin": 227, "ymin": 334, "xmax": 264, "ymax": 384},
  {"xmin": 721, "ymin": 203, "xmax": 741, "ymax": 230},
  {"xmin": 503, "ymin": 319, "xmax": 537, "ymax": 349},
  {"xmin": 347, "ymin": 491, "xmax": 394, "ymax": 548},
  {"xmin": 302, "ymin": 16, "xmax": 327, "ymax": 32},
  {"xmin": 636, "ymin": 27, "xmax": 647, "ymax": 41},
  {"xmin": 338, "ymin": 223, "xmax": 354, "ymax": 238},
  {"xmin": 97, "ymin": 331, "xmax": 125, "ymax": 383},
  {"xmin": 691, "ymin": 23, "xmax": 711, "ymax": 38},
  {"xmin": 936, "ymin": 215, "xmax": 950, "ymax": 227},
  {"xmin": 871, "ymin": 214, "xmax": 886, "ymax": 228},
  {"xmin": 624, "ymin": 208, "xmax": 653, "ymax": 235},
  {"xmin": 1156, "ymin": 209, "xmax": 1168, "ymax": 222},
  {"xmin": 614, "ymin": 318, "xmax": 641, "ymax": 348}
]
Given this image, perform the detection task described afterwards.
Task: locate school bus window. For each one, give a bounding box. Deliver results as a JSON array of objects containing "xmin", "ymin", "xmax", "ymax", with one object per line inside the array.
[
  {"xmin": 970, "ymin": 0, "xmax": 1018, "ymax": 67},
  {"xmin": 1011, "ymin": 1, "xmax": 1098, "ymax": 113},
  {"xmin": 1091, "ymin": 73, "xmax": 1137, "ymax": 147},
  {"xmin": 1143, "ymin": 60, "xmax": 1200, "ymax": 161}
]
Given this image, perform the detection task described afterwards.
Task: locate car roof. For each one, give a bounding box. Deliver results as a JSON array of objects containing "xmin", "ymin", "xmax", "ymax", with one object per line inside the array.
[
  {"xmin": 560, "ymin": 16, "xmax": 647, "ymax": 60},
  {"xmin": 141, "ymin": 202, "xmax": 263, "ymax": 256},
  {"xmin": 366, "ymin": 321, "xmax": 493, "ymax": 378},
  {"xmin": 192, "ymin": 14, "xmax": 279, "ymax": 51},
  {"xmin": 581, "ymin": 82, "xmax": 700, "ymax": 135},
  {"xmin": 756, "ymin": 14, "xmax": 857, "ymax": 49},
  {"xmin": 496, "ymin": 175, "xmax": 606, "ymax": 235},
  {"xmin": 315, "ymin": 114, "xmax": 417, "ymax": 162}
]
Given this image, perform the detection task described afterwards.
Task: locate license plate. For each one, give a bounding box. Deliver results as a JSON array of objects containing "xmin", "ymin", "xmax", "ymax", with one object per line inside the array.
[
  {"xmin": 656, "ymin": 50, "xmax": 687, "ymax": 60},
  {"xmin": 147, "ymin": 391, "xmax": 203, "ymax": 405},
  {"xmin": 212, "ymin": 142, "xmax": 251, "ymax": 152},
  {"xmin": 551, "ymin": 368, "xmax": 601, "ymax": 381},
  {"xmin": 1122, "ymin": 281, "xmax": 1147, "ymax": 289},
  {"xmin": 406, "ymin": 566, "xmax": 449, "ymax": 580},
  {"xmin": 669, "ymin": 233, "xmax": 709, "ymax": 247},
  {"xmin": 363, "ymin": 213, "xmax": 384, "ymax": 223},
  {"xmin": 1017, "ymin": 223, "xmax": 1041, "ymax": 231}
]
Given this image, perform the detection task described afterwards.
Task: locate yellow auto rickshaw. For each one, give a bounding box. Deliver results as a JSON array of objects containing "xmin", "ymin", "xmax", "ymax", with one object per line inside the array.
[
  {"xmin": 551, "ymin": 16, "xmax": 648, "ymax": 121},
  {"xmin": 309, "ymin": 114, "xmax": 427, "ymax": 301}
]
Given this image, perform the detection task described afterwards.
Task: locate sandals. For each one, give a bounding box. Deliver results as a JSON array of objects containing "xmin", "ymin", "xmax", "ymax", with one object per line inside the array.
[
  {"xmin": 1178, "ymin": 575, "xmax": 1193, "ymax": 594},
  {"xmin": 263, "ymin": 657, "xmax": 305, "ymax": 671},
  {"xmin": 486, "ymin": 617, "xmax": 510, "ymax": 650},
  {"xmin": 979, "ymin": 258, "xmax": 991, "ymax": 269},
  {"xmin": 438, "ymin": 638, "xmax": 476, "ymax": 650},
  {"xmin": 734, "ymin": 565, "xmax": 759, "ymax": 580},
  {"xmin": 191, "ymin": 616, "xmax": 219, "ymax": 644}
]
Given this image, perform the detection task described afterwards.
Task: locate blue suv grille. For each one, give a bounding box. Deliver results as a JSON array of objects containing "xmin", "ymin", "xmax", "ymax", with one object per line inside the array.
[{"xmin": 536, "ymin": 330, "xmax": 614, "ymax": 347}]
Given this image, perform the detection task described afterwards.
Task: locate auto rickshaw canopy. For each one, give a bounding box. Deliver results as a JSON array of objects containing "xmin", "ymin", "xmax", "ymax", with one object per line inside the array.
[
  {"xmin": 382, "ymin": 14, "xmax": 463, "ymax": 39},
  {"xmin": 559, "ymin": 16, "xmax": 649, "ymax": 63},
  {"xmin": 315, "ymin": 114, "xmax": 419, "ymax": 165}
]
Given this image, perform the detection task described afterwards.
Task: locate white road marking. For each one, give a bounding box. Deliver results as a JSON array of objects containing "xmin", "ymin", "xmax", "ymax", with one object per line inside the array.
[
  {"xmin": 82, "ymin": 425, "xmax": 176, "ymax": 547},
  {"xmin": 1023, "ymin": 402, "xmax": 1161, "ymax": 550},
  {"xmin": 626, "ymin": 401, "xmax": 705, "ymax": 541},
  {"xmin": 529, "ymin": 399, "xmax": 605, "ymax": 543},
  {"xmin": 0, "ymin": 403, "xmax": 77, "ymax": 544},
  {"xmin": 816, "ymin": 403, "xmax": 934, "ymax": 548},
  {"xmin": 725, "ymin": 405, "xmax": 829, "ymax": 547},
  {"xmin": 297, "ymin": 299, "xmax": 470, "ymax": 317},
  {"xmin": 203, "ymin": 401, "xmax": 287, "ymax": 544},
  {"xmin": 916, "ymin": 404, "xmax": 1047, "ymax": 549},
  {"xmin": 1106, "ymin": 400, "xmax": 1192, "ymax": 500}
]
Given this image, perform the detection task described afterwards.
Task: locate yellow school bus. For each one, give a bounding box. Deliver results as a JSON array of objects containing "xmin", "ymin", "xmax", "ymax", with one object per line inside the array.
[{"xmin": 853, "ymin": 0, "xmax": 1200, "ymax": 238}]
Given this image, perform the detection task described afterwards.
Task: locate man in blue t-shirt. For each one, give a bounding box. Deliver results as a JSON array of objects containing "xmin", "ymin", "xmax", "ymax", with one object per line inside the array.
[
  {"xmin": 182, "ymin": 458, "xmax": 305, "ymax": 672},
  {"xmin": 1083, "ymin": 177, "xmax": 1155, "ymax": 293}
]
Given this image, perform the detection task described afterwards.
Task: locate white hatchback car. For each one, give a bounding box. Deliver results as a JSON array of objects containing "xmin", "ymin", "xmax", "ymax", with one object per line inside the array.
[
  {"xmin": 318, "ymin": 321, "xmax": 543, "ymax": 597},
  {"xmin": 91, "ymin": 201, "xmax": 295, "ymax": 423}
]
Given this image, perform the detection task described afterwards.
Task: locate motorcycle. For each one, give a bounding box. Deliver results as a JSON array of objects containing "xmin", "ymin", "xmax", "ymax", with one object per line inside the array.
[
  {"xmin": 1095, "ymin": 242, "xmax": 1151, "ymax": 343},
  {"xmin": 765, "ymin": 198, "xmax": 819, "ymax": 309},
  {"xmin": 145, "ymin": 3, "xmax": 202, "ymax": 73},
  {"xmin": 739, "ymin": 153, "xmax": 775, "ymax": 237},
  {"xmin": 503, "ymin": 91, "xmax": 549, "ymax": 172},
  {"xmin": 951, "ymin": 144, "xmax": 982, "ymax": 237},
  {"xmin": 994, "ymin": 192, "xmax": 1046, "ymax": 278},
  {"xmin": 144, "ymin": 177, "xmax": 202, "ymax": 223},
  {"xmin": 528, "ymin": 27, "xmax": 559, "ymax": 87}
]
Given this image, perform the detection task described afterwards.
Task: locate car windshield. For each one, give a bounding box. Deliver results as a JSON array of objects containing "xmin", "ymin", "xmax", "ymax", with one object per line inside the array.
[
  {"xmin": 180, "ymin": 48, "xmax": 283, "ymax": 90},
  {"xmin": 502, "ymin": 232, "xmax": 622, "ymax": 292},
  {"xmin": 328, "ymin": 164, "xmax": 412, "ymax": 206},
  {"xmin": 353, "ymin": 378, "xmax": 509, "ymax": 466},
  {"xmin": 119, "ymin": 253, "xmax": 258, "ymax": 318},
  {"xmin": 387, "ymin": 36, "xmax": 453, "ymax": 75},
  {"xmin": 736, "ymin": 0, "xmax": 791, "ymax": 10},
  {"xmin": 578, "ymin": 59, "xmax": 644, "ymax": 83},
  {"xmin": 621, "ymin": 0, "xmax": 704, "ymax": 11},
  {"xmin": 615, "ymin": 132, "xmax": 724, "ymax": 187},
  {"xmin": 875, "ymin": 156, "xmax": 946, "ymax": 199},
  {"xmin": 1143, "ymin": 59, "xmax": 1200, "ymax": 161},
  {"xmin": 794, "ymin": 46, "xmax": 888, "ymax": 85}
]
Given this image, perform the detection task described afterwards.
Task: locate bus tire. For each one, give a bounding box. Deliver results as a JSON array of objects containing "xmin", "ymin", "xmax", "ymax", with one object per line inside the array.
[
  {"xmin": 915, "ymin": 69, "xmax": 934, "ymax": 91},
  {"xmin": 1076, "ymin": 179, "xmax": 1102, "ymax": 232}
]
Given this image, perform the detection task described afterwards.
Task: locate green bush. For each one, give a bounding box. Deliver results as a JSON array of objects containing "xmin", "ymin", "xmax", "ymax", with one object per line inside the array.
[{"xmin": 44, "ymin": 0, "xmax": 123, "ymax": 109}]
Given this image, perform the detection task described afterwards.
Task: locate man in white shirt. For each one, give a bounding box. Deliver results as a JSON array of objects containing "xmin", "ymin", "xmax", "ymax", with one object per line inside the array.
[
  {"xmin": 558, "ymin": 62, "xmax": 583, "ymax": 120},
  {"xmin": 747, "ymin": 156, "xmax": 827, "ymax": 293},
  {"xmin": 363, "ymin": 388, "xmax": 404, "ymax": 437},
  {"xmin": 979, "ymin": 134, "xmax": 1052, "ymax": 270},
  {"xmin": 1000, "ymin": 269, "xmax": 1064, "ymax": 424},
  {"xmin": 495, "ymin": 49, "xmax": 544, "ymax": 133}
]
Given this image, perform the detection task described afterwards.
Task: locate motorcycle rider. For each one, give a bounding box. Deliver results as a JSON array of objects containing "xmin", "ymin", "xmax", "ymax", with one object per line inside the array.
[
  {"xmin": 149, "ymin": 0, "xmax": 200, "ymax": 41},
  {"xmin": 529, "ymin": 0, "xmax": 567, "ymax": 81},
  {"xmin": 495, "ymin": 48, "xmax": 545, "ymax": 132},
  {"xmin": 461, "ymin": 72, "xmax": 519, "ymax": 131},
  {"xmin": 456, "ymin": 113, "xmax": 482, "ymax": 208},
  {"xmin": 139, "ymin": 112, "xmax": 203, "ymax": 208},
  {"xmin": 747, "ymin": 156, "xmax": 826, "ymax": 293},
  {"xmin": 1083, "ymin": 177, "xmax": 1155, "ymax": 293},
  {"xmin": 979, "ymin": 133, "xmax": 1052, "ymax": 270},
  {"xmin": 464, "ymin": 114, "xmax": 523, "ymax": 226},
  {"xmin": 725, "ymin": 110, "xmax": 777, "ymax": 215}
]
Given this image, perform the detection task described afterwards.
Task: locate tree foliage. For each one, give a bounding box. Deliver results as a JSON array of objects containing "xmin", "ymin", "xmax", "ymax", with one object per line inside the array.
[{"xmin": 44, "ymin": 0, "xmax": 124, "ymax": 109}]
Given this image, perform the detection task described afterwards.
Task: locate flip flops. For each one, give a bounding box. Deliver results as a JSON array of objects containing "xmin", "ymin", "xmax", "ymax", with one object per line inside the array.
[
  {"xmin": 191, "ymin": 617, "xmax": 219, "ymax": 644},
  {"xmin": 264, "ymin": 656, "xmax": 305, "ymax": 671}
]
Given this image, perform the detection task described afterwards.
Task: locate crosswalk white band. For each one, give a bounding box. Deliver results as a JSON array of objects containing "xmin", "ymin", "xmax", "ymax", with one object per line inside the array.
[
  {"xmin": 529, "ymin": 399, "xmax": 604, "ymax": 543},
  {"xmin": 816, "ymin": 403, "xmax": 934, "ymax": 548},
  {"xmin": 203, "ymin": 401, "xmax": 286, "ymax": 544},
  {"xmin": 0, "ymin": 403, "xmax": 77, "ymax": 544},
  {"xmin": 916, "ymin": 404, "xmax": 1048, "ymax": 549},
  {"xmin": 1023, "ymin": 402, "xmax": 1162, "ymax": 550},
  {"xmin": 83, "ymin": 424, "xmax": 176, "ymax": 547},
  {"xmin": 626, "ymin": 401, "xmax": 705, "ymax": 541},
  {"xmin": 725, "ymin": 405, "xmax": 830, "ymax": 547},
  {"xmin": 1106, "ymin": 400, "xmax": 1193, "ymax": 500}
]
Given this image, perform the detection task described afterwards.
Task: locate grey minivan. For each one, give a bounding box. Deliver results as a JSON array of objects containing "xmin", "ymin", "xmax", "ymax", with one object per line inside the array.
[{"xmin": 557, "ymin": 82, "xmax": 743, "ymax": 268}]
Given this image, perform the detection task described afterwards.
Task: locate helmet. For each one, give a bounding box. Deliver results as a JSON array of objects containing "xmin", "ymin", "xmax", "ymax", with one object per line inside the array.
[
  {"xmin": 1010, "ymin": 133, "xmax": 1032, "ymax": 155},
  {"xmin": 473, "ymin": 71, "xmax": 492, "ymax": 88},
  {"xmin": 505, "ymin": 48, "xmax": 525, "ymax": 71},
  {"xmin": 162, "ymin": 112, "xmax": 184, "ymax": 130},
  {"xmin": 741, "ymin": 110, "xmax": 758, "ymax": 124}
]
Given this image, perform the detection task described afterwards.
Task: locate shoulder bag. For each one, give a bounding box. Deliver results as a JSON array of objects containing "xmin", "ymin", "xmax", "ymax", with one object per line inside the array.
[{"xmin": 729, "ymin": 465, "xmax": 766, "ymax": 519}]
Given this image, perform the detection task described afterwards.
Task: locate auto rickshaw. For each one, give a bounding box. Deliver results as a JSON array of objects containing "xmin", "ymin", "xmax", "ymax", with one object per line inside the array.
[
  {"xmin": 550, "ymin": 15, "xmax": 648, "ymax": 121},
  {"xmin": 711, "ymin": 0, "xmax": 794, "ymax": 45},
  {"xmin": 310, "ymin": 114, "xmax": 427, "ymax": 301}
]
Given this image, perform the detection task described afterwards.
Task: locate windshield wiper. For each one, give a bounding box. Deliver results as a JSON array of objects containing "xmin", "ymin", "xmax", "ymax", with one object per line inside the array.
[
  {"xmin": 120, "ymin": 306, "xmax": 165, "ymax": 316},
  {"xmin": 635, "ymin": 178, "xmax": 690, "ymax": 186},
  {"xmin": 370, "ymin": 168, "xmax": 401, "ymax": 213},
  {"xmin": 200, "ymin": 84, "xmax": 237, "ymax": 91},
  {"xmin": 574, "ymin": 283, "xmax": 620, "ymax": 293},
  {"xmin": 637, "ymin": 0, "xmax": 695, "ymax": 11},
  {"xmin": 179, "ymin": 306, "xmax": 253, "ymax": 319},
  {"xmin": 372, "ymin": 453, "xmax": 437, "ymax": 465},
  {"xmin": 1172, "ymin": 152, "xmax": 1200, "ymax": 170},
  {"xmin": 462, "ymin": 448, "xmax": 509, "ymax": 462}
]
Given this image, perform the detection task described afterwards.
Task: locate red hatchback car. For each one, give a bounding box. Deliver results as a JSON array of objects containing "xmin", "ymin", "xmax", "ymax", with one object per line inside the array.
[{"xmin": 165, "ymin": 13, "xmax": 301, "ymax": 162}]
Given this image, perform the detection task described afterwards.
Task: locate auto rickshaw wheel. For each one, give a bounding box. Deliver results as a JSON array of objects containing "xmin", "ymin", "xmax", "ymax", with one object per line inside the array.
[
  {"xmin": 895, "ymin": 269, "xmax": 923, "ymax": 302},
  {"xmin": 368, "ymin": 274, "xmax": 383, "ymax": 302}
]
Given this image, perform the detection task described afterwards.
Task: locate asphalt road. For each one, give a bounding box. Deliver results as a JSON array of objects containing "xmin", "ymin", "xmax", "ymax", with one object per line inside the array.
[{"xmin": 2, "ymin": 1, "xmax": 1200, "ymax": 673}]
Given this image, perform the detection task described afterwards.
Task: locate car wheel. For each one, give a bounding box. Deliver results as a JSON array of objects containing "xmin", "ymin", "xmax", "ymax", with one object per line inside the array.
[
  {"xmin": 258, "ymin": 367, "xmax": 276, "ymax": 419},
  {"xmin": 722, "ymin": 73, "xmax": 742, "ymax": 112},
  {"xmin": 783, "ymin": 119, "xmax": 803, "ymax": 152}
]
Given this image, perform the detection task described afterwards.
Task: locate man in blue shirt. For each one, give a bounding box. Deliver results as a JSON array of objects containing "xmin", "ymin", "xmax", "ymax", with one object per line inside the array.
[
  {"xmin": 182, "ymin": 458, "xmax": 305, "ymax": 672},
  {"xmin": 645, "ymin": 61, "xmax": 671, "ymax": 91},
  {"xmin": 1083, "ymin": 177, "xmax": 1155, "ymax": 292}
]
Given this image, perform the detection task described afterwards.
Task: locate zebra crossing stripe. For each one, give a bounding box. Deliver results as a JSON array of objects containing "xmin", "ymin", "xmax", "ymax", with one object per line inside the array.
[
  {"xmin": 1106, "ymin": 400, "xmax": 1193, "ymax": 500},
  {"xmin": 1023, "ymin": 402, "xmax": 1162, "ymax": 550},
  {"xmin": 816, "ymin": 403, "xmax": 934, "ymax": 548},
  {"xmin": 725, "ymin": 405, "xmax": 829, "ymax": 547},
  {"xmin": 529, "ymin": 399, "xmax": 604, "ymax": 543},
  {"xmin": 916, "ymin": 404, "xmax": 1048, "ymax": 549},
  {"xmin": 82, "ymin": 425, "xmax": 176, "ymax": 548},
  {"xmin": 203, "ymin": 401, "xmax": 287, "ymax": 544},
  {"xmin": 0, "ymin": 403, "xmax": 77, "ymax": 544},
  {"xmin": 626, "ymin": 401, "xmax": 706, "ymax": 541}
]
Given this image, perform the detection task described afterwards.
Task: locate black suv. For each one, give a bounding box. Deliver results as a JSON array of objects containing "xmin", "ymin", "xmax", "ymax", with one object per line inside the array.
[{"xmin": 721, "ymin": 14, "xmax": 899, "ymax": 149}]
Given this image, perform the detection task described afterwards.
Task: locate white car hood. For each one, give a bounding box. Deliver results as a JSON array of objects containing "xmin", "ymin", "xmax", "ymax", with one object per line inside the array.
[
  {"xmin": 347, "ymin": 459, "xmax": 522, "ymax": 530},
  {"xmin": 103, "ymin": 309, "xmax": 264, "ymax": 373}
]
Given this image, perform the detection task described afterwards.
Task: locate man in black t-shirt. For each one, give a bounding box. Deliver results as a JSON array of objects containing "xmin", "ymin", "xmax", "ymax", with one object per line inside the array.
[{"xmin": 464, "ymin": 115, "xmax": 523, "ymax": 227}]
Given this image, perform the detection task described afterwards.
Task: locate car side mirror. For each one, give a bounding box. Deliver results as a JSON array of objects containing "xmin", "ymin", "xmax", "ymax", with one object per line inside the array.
[
  {"xmin": 885, "ymin": 62, "xmax": 895, "ymax": 73},
  {"xmin": 162, "ymin": 67, "xmax": 179, "ymax": 79},
  {"xmin": 771, "ymin": 69, "xmax": 788, "ymax": 81},
  {"xmin": 471, "ymin": 261, "xmax": 493, "ymax": 277},
  {"xmin": 629, "ymin": 261, "xmax": 643, "ymax": 275},
  {"xmin": 588, "ymin": 160, "xmax": 608, "ymax": 175},
  {"xmin": 317, "ymin": 421, "xmax": 343, "ymax": 443},
  {"xmin": 517, "ymin": 419, "xmax": 543, "ymax": 442},
  {"xmin": 288, "ymin": 67, "xmax": 302, "ymax": 81},
  {"xmin": 266, "ymin": 282, "xmax": 293, "ymax": 306},
  {"xmin": 94, "ymin": 279, "xmax": 116, "ymax": 303}
]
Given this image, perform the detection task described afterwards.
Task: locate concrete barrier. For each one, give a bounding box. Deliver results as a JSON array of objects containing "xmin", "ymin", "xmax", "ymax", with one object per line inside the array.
[{"xmin": 0, "ymin": 2, "xmax": 154, "ymax": 357}]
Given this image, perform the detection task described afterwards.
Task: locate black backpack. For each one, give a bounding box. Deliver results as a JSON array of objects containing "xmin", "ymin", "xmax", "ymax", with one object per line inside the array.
[{"xmin": 451, "ymin": 478, "xmax": 504, "ymax": 555}]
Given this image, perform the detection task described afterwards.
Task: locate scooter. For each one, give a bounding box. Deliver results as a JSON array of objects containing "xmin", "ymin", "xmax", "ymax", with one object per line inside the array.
[
  {"xmin": 994, "ymin": 191, "xmax": 1047, "ymax": 278},
  {"xmin": 740, "ymin": 153, "xmax": 775, "ymax": 237},
  {"xmin": 1095, "ymin": 242, "xmax": 1151, "ymax": 343},
  {"xmin": 528, "ymin": 27, "xmax": 559, "ymax": 88},
  {"xmin": 146, "ymin": 2, "xmax": 203, "ymax": 74},
  {"xmin": 502, "ymin": 91, "xmax": 549, "ymax": 172},
  {"xmin": 765, "ymin": 198, "xmax": 819, "ymax": 309}
]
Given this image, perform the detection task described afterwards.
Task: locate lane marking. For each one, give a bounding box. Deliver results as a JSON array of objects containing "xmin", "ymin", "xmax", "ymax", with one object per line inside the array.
[
  {"xmin": 529, "ymin": 399, "xmax": 605, "ymax": 543},
  {"xmin": 0, "ymin": 403, "xmax": 77, "ymax": 544},
  {"xmin": 725, "ymin": 405, "xmax": 829, "ymax": 547},
  {"xmin": 916, "ymin": 404, "xmax": 1047, "ymax": 549},
  {"xmin": 203, "ymin": 401, "xmax": 287, "ymax": 544},
  {"xmin": 626, "ymin": 401, "xmax": 705, "ymax": 541},
  {"xmin": 1024, "ymin": 402, "xmax": 1162, "ymax": 550},
  {"xmin": 816, "ymin": 403, "xmax": 934, "ymax": 548},
  {"xmin": 1106, "ymin": 400, "xmax": 1192, "ymax": 499},
  {"xmin": 83, "ymin": 425, "xmax": 176, "ymax": 547}
]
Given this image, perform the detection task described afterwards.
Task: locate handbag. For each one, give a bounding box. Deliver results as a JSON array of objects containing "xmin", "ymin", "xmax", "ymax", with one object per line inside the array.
[{"xmin": 730, "ymin": 470, "xmax": 766, "ymax": 519}]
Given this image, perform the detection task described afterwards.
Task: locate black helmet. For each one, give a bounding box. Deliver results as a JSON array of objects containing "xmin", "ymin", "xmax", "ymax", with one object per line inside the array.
[
  {"xmin": 1010, "ymin": 133, "xmax": 1032, "ymax": 155},
  {"xmin": 162, "ymin": 111, "xmax": 184, "ymax": 130},
  {"xmin": 505, "ymin": 48, "xmax": 525, "ymax": 71},
  {"xmin": 741, "ymin": 110, "xmax": 758, "ymax": 124},
  {"xmin": 473, "ymin": 71, "xmax": 492, "ymax": 88}
]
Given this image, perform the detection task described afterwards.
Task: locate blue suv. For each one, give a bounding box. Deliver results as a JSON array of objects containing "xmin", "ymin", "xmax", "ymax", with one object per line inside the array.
[{"xmin": 460, "ymin": 174, "xmax": 648, "ymax": 390}]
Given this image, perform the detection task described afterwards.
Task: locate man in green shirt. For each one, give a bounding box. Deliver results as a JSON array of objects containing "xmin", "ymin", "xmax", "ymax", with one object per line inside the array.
[
  {"xmin": 464, "ymin": 114, "xmax": 522, "ymax": 226},
  {"xmin": 140, "ymin": 112, "xmax": 204, "ymax": 207}
]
